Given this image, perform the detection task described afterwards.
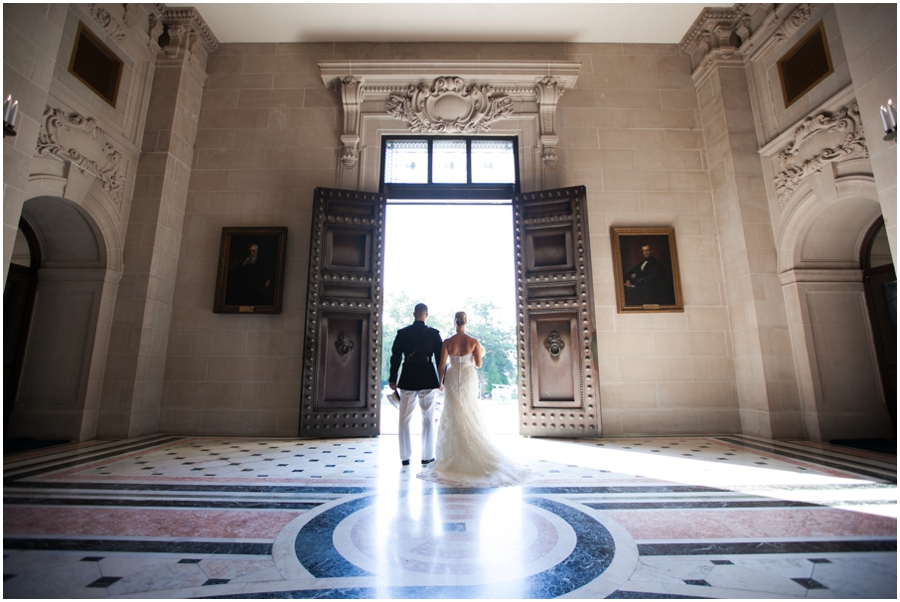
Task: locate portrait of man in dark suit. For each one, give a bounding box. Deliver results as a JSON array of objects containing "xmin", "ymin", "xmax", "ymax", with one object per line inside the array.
[
  {"xmin": 624, "ymin": 243, "xmax": 671, "ymax": 306},
  {"xmin": 613, "ymin": 229, "xmax": 682, "ymax": 312}
]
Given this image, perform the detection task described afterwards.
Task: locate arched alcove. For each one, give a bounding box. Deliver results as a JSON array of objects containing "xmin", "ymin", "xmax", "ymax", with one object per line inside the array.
[
  {"xmin": 7, "ymin": 196, "xmax": 119, "ymax": 442},
  {"xmin": 778, "ymin": 178, "xmax": 894, "ymax": 442}
]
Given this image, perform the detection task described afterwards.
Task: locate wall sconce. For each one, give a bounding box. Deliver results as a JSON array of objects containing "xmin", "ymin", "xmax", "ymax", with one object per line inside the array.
[
  {"xmin": 879, "ymin": 99, "xmax": 896, "ymax": 141},
  {"xmin": 3, "ymin": 95, "xmax": 17, "ymax": 138}
]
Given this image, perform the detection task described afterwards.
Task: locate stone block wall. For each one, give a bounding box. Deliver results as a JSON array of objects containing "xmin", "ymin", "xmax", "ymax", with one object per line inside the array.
[{"xmin": 162, "ymin": 41, "xmax": 740, "ymax": 437}]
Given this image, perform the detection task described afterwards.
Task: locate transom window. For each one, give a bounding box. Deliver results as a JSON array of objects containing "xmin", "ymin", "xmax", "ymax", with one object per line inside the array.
[{"xmin": 381, "ymin": 137, "xmax": 518, "ymax": 202}]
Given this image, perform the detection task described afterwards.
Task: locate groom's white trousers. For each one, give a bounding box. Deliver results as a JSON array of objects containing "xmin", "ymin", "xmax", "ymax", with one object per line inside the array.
[{"xmin": 397, "ymin": 388, "xmax": 437, "ymax": 462}]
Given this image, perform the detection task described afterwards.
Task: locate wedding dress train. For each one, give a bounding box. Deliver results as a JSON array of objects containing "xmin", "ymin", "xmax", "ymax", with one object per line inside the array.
[{"xmin": 417, "ymin": 354, "xmax": 531, "ymax": 487}]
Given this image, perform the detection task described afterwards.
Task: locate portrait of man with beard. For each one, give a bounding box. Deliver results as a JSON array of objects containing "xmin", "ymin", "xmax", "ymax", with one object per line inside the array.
[
  {"xmin": 226, "ymin": 242, "xmax": 274, "ymax": 306},
  {"xmin": 215, "ymin": 228, "xmax": 287, "ymax": 313}
]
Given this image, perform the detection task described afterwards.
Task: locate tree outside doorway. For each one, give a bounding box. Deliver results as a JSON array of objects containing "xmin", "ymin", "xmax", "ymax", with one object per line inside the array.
[{"xmin": 380, "ymin": 204, "xmax": 518, "ymax": 434}]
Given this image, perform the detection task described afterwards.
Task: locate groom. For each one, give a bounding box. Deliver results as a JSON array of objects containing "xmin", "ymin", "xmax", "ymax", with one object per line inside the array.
[{"xmin": 389, "ymin": 303, "xmax": 443, "ymax": 467}]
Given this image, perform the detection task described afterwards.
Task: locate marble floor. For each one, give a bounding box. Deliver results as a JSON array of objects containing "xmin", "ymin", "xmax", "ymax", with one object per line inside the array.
[{"xmin": 2, "ymin": 433, "xmax": 896, "ymax": 599}]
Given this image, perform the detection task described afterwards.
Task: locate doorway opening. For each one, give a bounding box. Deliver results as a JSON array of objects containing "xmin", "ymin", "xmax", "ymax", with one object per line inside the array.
[{"xmin": 380, "ymin": 202, "xmax": 519, "ymax": 435}]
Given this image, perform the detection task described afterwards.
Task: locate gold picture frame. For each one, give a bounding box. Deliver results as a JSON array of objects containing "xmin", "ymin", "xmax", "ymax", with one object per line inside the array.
[
  {"xmin": 611, "ymin": 227, "xmax": 684, "ymax": 313},
  {"xmin": 213, "ymin": 227, "xmax": 287, "ymax": 314}
]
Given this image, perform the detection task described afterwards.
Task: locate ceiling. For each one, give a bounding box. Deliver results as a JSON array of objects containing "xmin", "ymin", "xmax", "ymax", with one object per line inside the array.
[{"xmin": 176, "ymin": 3, "xmax": 733, "ymax": 45}]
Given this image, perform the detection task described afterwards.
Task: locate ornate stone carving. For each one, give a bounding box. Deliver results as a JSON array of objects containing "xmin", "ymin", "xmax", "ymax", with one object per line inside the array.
[
  {"xmin": 36, "ymin": 106, "xmax": 126, "ymax": 209},
  {"xmin": 680, "ymin": 7, "xmax": 743, "ymax": 81},
  {"xmin": 386, "ymin": 77, "xmax": 514, "ymax": 134},
  {"xmin": 535, "ymin": 77, "xmax": 564, "ymax": 168},
  {"xmin": 772, "ymin": 4, "xmax": 816, "ymax": 45},
  {"xmin": 336, "ymin": 77, "xmax": 365, "ymax": 168},
  {"xmin": 680, "ymin": 8, "xmax": 740, "ymax": 55},
  {"xmin": 335, "ymin": 332, "xmax": 355, "ymax": 357},
  {"xmin": 545, "ymin": 331, "xmax": 565, "ymax": 358},
  {"xmin": 88, "ymin": 4, "xmax": 126, "ymax": 41},
  {"xmin": 741, "ymin": 4, "xmax": 819, "ymax": 60},
  {"xmin": 773, "ymin": 102, "xmax": 868, "ymax": 208},
  {"xmin": 122, "ymin": 3, "xmax": 138, "ymax": 26},
  {"xmin": 147, "ymin": 12, "xmax": 164, "ymax": 50},
  {"xmin": 159, "ymin": 7, "xmax": 219, "ymax": 61}
]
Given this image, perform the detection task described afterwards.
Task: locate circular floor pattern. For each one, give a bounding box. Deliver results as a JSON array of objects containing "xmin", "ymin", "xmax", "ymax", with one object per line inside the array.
[{"xmin": 277, "ymin": 489, "xmax": 638, "ymax": 598}]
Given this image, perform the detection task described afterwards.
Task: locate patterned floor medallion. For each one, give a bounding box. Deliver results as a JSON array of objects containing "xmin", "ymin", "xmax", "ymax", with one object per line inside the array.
[{"xmin": 2, "ymin": 434, "xmax": 896, "ymax": 598}]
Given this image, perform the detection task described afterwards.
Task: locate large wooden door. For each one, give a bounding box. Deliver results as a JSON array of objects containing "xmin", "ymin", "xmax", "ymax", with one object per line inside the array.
[
  {"xmin": 513, "ymin": 186, "xmax": 600, "ymax": 438},
  {"xmin": 300, "ymin": 188, "xmax": 386, "ymax": 438}
]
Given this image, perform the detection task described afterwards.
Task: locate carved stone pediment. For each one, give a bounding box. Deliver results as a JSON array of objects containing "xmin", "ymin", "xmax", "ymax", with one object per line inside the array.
[
  {"xmin": 319, "ymin": 60, "xmax": 581, "ymax": 172},
  {"xmin": 771, "ymin": 101, "xmax": 868, "ymax": 208},
  {"xmin": 36, "ymin": 106, "xmax": 127, "ymax": 209},
  {"xmin": 386, "ymin": 77, "xmax": 514, "ymax": 134}
]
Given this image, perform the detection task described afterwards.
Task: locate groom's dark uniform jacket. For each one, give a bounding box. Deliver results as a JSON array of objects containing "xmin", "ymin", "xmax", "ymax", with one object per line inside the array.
[{"xmin": 389, "ymin": 321, "xmax": 443, "ymax": 391}]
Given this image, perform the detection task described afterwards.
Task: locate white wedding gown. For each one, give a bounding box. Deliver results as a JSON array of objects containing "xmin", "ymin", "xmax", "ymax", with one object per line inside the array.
[{"xmin": 417, "ymin": 354, "xmax": 531, "ymax": 487}]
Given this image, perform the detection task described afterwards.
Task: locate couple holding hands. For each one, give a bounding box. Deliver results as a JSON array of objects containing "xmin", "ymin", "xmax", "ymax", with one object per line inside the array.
[{"xmin": 389, "ymin": 303, "xmax": 530, "ymax": 487}]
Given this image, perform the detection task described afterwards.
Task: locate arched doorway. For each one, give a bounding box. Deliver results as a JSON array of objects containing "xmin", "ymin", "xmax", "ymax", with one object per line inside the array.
[
  {"xmin": 4, "ymin": 220, "xmax": 40, "ymax": 432},
  {"xmin": 779, "ymin": 187, "xmax": 894, "ymax": 442},
  {"xmin": 5, "ymin": 196, "xmax": 111, "ymax": 441},
  {"xmin": 861, "ymin": 218, "xmax": 896, "ymax": 429}
]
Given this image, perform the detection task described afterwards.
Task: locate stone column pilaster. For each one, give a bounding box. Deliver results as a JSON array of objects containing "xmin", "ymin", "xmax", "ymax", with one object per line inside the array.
[
  {"xmin": 683, "ymin": 9, "xmax": 805, "ymax": 439},
  {"xmin": 98, "ymin": 8, "xmax": 218, "ymax": 438}
]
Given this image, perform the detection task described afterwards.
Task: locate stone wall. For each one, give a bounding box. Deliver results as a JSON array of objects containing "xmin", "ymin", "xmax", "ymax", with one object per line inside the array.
[{"xmin": 162, "ymin": 41, "xmax": 740, "ymax": 437}]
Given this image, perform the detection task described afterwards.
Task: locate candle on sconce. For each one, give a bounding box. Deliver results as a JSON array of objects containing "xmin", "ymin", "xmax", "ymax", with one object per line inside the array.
[
  {"xmin": 881, "ymin": 106, "xmax": 890, "ymax": 133},
  {"xmin": 3, "ymin": 95, "xmax": 10, "ymax": 122},
  {"xmin": 7, "ymin": 100, "xmax": 17, "ymax": 127},
  {"xmin": 889, "ymin": 99, "xmax": 897, "ymax": 129}
]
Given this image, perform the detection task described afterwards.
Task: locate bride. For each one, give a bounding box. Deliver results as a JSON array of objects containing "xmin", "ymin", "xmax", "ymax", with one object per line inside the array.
[{"xmin": 417, "ymin": 311, "xmax": 531, "ymax": 487}]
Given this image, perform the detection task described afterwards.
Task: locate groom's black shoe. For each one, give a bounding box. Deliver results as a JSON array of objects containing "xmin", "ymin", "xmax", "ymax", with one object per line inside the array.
[
  {"xmin": 421, "ymin": 458, "xmax": 435, "ymax": 465},
  {"xmin": 401, "ymin": 460, "xmax": 410, "ymax": 466}
]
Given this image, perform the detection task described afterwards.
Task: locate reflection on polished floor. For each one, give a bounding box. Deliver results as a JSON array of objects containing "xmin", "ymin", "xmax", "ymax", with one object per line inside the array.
[{"xmin": 3, "ymin": 433, "xmax": 896, "ymax": 598}]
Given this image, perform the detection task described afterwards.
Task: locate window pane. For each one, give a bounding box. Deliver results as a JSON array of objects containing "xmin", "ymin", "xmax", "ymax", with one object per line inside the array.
[
  {"xmin": 384, "ymin": 139, "xmax": 428, "ymax": 183},
  {"xmin": 432, "ymin": 139, "xmax": 467, "ymax": 184},
  {"xmin": 471, "ymin": 139, "xmax": 515, "ymax": 183}
]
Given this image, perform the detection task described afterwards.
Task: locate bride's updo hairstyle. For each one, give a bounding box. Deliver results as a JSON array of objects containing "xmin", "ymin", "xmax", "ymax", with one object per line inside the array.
[{"xmin": 454, "ymin": 311, "xmax": 467, "ymax": 328}]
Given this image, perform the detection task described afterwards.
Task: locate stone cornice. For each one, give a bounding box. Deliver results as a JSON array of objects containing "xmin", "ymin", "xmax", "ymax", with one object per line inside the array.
[
  {"xmin": 680, "ymin": 7, "xmax": 744, "ymax": 84},
  {"xmin": 160, "ymin": 6, "xmax": 219, "ymax": 56},
  {"xmin": 738, "ymin": 3, "xmax": 821, "ymax": 62},
  {"xmin": 680, "ymin": 4, "xmax": 822, "ymax": 82},
  {"xmin": 680, "ymin": 7, "xmax": 740, "ymax": 56},
  {"xmin": 318, "ymin": 61, "xmax": 581, "ymax": 92}
]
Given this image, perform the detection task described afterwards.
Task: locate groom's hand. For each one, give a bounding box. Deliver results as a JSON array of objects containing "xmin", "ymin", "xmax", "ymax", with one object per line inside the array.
[{"xmin": 389, "ymin": 382, "xmax": 397, "ymax": 391}]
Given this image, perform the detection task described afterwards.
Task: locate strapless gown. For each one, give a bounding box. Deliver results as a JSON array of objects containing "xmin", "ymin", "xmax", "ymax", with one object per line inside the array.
[{"xmin": 417, "ymin": 354, "xmax": 531, "ymax": 487}]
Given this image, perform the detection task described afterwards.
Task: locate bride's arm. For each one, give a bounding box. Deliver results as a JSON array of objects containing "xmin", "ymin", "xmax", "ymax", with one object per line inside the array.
[
  {"xmin": 472, "ymin": 338, "xmax": 483, "ymax": 368},
  {"xmin": 438, "ymin": 342, "xmax": 449, "ymax": 385}
]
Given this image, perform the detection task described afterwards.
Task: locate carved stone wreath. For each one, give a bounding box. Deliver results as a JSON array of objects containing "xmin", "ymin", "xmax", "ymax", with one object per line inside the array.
[
  {"xmin": 386, "ymin": 77, "xmax": 514, "ymax": 134},
  {"xmin": 773, "ymin": 102, "xmax": 868, "ymax": 208},
  {"xmin": 36, "ymin": 106, "xmax": 127, "ymax": 209}
]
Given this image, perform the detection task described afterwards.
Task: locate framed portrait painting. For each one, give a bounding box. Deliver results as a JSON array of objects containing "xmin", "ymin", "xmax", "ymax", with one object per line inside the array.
[
  {"xmin": 214, "ymin": 227, "xmax": 287, "ymax": 314},
  {"xmin": 611, "ymin": 227, "xmax": 684, "ymax": 313}
]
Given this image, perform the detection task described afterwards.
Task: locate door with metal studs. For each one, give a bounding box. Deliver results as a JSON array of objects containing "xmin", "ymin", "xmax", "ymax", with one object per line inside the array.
[
  {"xmin": 299, "ymin": 187, "xmax": 386, "ymax": 438},
  {"xmin": 513, "ymin": 186, "xmax": 601, "ymax": 438}
]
